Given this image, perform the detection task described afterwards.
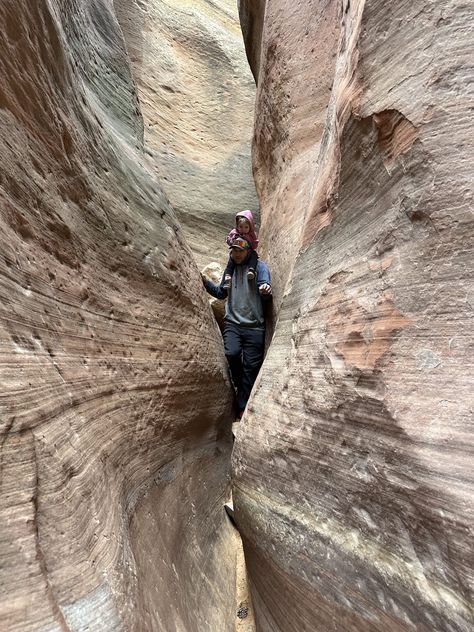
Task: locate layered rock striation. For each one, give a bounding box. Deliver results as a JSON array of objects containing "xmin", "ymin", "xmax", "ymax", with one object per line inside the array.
[
  {"xmin": 0, "ymin": 1, "xmax": 237, "ymax": 630},
  {"xmin": 115, "ymin": 0, "xmax": 259, "ymax": 268},
  {"xmin": 234, "ymin": 1, "xmax": 474, "ymax": 630}
]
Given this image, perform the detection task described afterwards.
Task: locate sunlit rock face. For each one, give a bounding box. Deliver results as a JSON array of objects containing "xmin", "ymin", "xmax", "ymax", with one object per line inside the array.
[
  {"xmin": 0, "ymin": 1, "xmax": 235, "ymax": 630},
  {"xmin": 234, "ymin": 1, "xmax": 474, "ymax": 631},
  {"xmin": 115, "ymin": 0, "xmax": 258, "ymax": 268}
]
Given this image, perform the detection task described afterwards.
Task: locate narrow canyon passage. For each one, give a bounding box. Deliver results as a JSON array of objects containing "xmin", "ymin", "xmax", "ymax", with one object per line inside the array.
[{"xmin": 0, "ymin": 1, "xmax": 473, "ymax": 632}]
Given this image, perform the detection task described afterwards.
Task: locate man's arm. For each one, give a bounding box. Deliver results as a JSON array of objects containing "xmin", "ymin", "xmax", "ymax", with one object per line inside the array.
[
  {"xmin": 202, "ymin": 274, "xmax": 228, "ymax": 300},
  {"xmin": 256, "ymin": 261, "xmax": 272, "ymax": 300}
]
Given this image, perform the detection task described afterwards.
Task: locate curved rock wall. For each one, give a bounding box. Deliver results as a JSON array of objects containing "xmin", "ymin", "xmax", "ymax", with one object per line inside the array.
[
  {"xmin": 0, "ymin": 1, "xmax": 236, "ymax": 630},
  {"xmin": 234, "ymin": 1, "xmax": 474, "ymax": 630},
  {"xmin": 115, "ymin": 0, "xmax": 259, "ymax": 268},
  {"xmin": 245, "ymin": 0, "xmax": 341, "ymax": 311},
  {"xmin": 238, "ymin": 0, "xmax": 266, "ymax": 82}
]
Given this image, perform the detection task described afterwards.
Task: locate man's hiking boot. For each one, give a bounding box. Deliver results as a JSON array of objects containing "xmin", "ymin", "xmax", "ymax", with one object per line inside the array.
[
  {"xmin": 247, "ymin": 268, "xmax": 255, "ymax": 281},
  {"xmin": 223, "ymin": 274, "xmax": 232, "ymax": 289}
]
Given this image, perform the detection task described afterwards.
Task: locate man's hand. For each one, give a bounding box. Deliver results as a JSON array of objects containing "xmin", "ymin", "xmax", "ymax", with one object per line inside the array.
[
  {"xmin": 200, "ymin": 272, "xmax": 207, "ymax": 285},
  {"xmin": 259, "ymin": 283, "xmax": 272, "ymax": 295}
]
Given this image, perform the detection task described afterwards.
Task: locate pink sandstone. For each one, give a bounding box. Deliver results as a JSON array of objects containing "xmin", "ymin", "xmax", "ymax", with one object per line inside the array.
[
  {"xmin": 234, "ymin": 1, "xmax": 474, "ymax": 630},
  {"xmin": 0, "ymin": 1, "xmax": 239, "ymax": 630},
  {"xmin": 115, "ymin": 0, "xmax": 259, "ymax": 269}
]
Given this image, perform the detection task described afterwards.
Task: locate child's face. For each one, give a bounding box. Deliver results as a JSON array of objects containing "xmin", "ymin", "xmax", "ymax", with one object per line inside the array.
[{"xmin": 237, "ymin": 217, "xmax": 250, "ymax": 233}]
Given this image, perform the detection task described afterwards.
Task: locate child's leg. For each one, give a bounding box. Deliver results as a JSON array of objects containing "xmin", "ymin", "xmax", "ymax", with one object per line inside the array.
[
  {"xmin": 246, "ymin": 250, "xmax": 258, "ymax": 280},
  {"xmin": 248, "ymin": 250, "xmax": 258, "ymax": 270},
  {"xmin": 224, "ymin": 255, "xmax": 235, "ymax": 277},
  {"xmin": 223, "ymin": 255, "xmax": 235, "ymax": 289}
]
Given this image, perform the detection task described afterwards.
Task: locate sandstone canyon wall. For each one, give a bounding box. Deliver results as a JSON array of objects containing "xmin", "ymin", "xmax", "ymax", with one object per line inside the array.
[
  {"xmin": 237, "ymin": 0, "xmax": 266, "ymax": 83},
  {"xmin": 0, "ymin": 1, "xmax": 238, "ymax": 630},
  {"xmin": 234, "ymin": 1, "xmax": 473, "ymax": 631},
  {"xmin": 114, "ymin": 0, "xmax": 259, "ymax": 268}
]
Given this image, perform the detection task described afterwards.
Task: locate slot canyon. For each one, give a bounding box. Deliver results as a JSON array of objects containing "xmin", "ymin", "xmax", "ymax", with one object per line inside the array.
[{"xmin": 0, "ymin": 1, "xmax": 472, "ymax": 631}]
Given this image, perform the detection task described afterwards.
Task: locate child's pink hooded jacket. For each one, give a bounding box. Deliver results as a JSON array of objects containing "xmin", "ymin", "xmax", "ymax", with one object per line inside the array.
[{"xmin": 226, "ymin": 210, "xmax": 259, "ymax": 250}]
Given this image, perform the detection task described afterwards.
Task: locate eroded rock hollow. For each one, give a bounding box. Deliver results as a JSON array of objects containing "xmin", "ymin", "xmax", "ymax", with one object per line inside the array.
[
  {"xmin": 0, "ymin": 1, "xmax": 251, "ymax": 630},
  {"xmin": 234, "ymin": 1, "xmax": 473, "ymax": 631}
]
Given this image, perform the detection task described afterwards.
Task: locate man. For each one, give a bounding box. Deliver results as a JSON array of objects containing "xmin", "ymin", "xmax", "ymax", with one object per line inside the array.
[{"xmin": 202, "ymin": 237, "xmax": 272, "ymax": 419}]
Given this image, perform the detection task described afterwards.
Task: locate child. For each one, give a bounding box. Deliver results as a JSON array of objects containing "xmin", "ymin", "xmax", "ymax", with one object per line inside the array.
[{"xmin": 224, "ymin": 210, "xmax": 259, "ymax": 289}]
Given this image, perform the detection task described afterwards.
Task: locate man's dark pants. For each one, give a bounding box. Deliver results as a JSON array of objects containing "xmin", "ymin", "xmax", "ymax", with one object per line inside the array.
[{"xmin": 223, "ymin": 322, "xmax": 265, "ymax": 414}]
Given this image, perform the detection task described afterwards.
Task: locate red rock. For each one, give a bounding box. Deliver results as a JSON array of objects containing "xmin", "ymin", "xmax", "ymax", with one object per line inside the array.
[
  {"xmin": 0, "ymin": 1, "xmax": 237, "ymax": 630},
  {"xmin": 115, "ymin": 0, "xmax": 259, "ymax": 269},
  {"xmin": 234, "ymin": 1, "xmax": 474, "ymax": 631}
]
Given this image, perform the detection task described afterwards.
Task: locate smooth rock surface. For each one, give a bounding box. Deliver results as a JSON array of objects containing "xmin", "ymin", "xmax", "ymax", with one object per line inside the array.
[
  {"xmin": 234, "ymin": 1, "xmax": 474, "ymax": 630},
  {"xmin": 115, "ymin": 0, "xmax": 259, "ymax": 268},
  {"xmin": 0, "ymin": 1, "xmax": 236, "ymax": 630}
]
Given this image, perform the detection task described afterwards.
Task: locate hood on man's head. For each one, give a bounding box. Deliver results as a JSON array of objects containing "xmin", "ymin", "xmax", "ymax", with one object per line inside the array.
[
  {"xmin": 235, "ymin": 209, "xmax": 256, "ymax": 232},
  {"xmin": 229, "ymin": 237, "xmax": 250, "ymax": 250}
]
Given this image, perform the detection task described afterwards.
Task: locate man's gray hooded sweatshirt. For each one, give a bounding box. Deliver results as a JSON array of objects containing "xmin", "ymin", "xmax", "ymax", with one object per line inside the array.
[{"xmin": 204, "ymin": 259, "xmax": 271, "ymax": 328}]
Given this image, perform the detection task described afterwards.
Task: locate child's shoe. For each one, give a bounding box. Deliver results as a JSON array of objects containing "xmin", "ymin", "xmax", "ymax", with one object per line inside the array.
[
  {"xmin": 247, "ymin": 268, "xmax": 255, "ymax": 281},
  {"xmin": 223, "ymin": 274, "xmax": 232, "ymax": 289}
]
